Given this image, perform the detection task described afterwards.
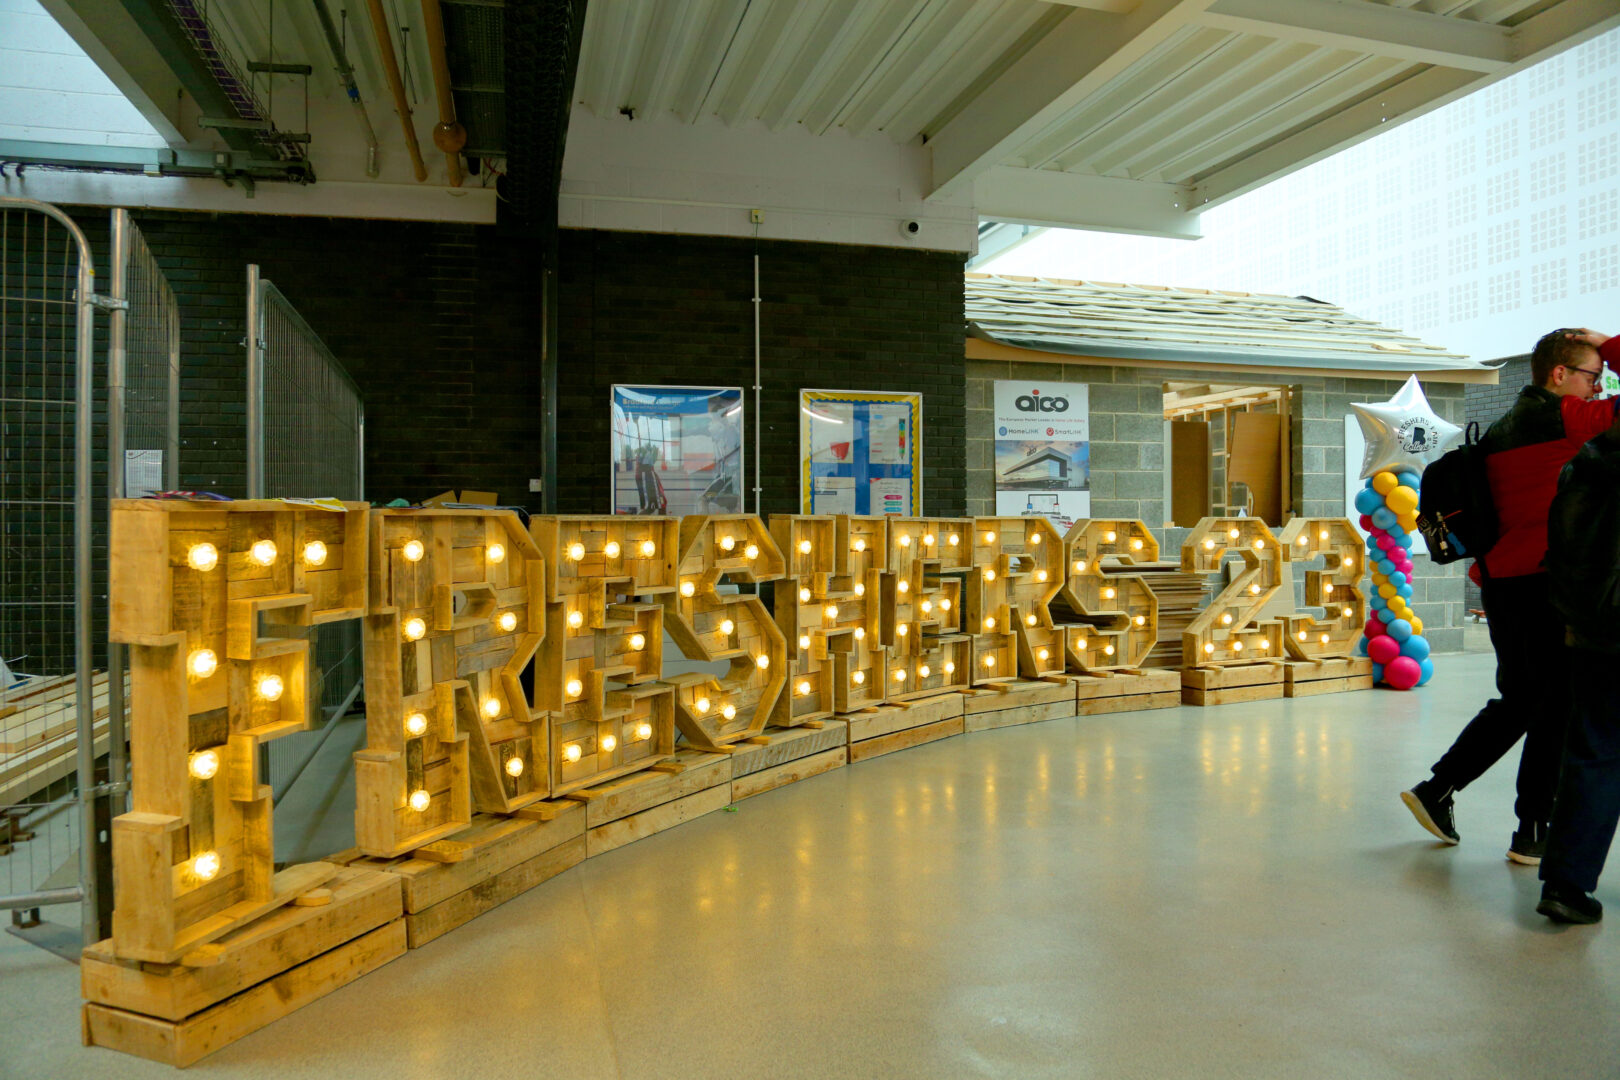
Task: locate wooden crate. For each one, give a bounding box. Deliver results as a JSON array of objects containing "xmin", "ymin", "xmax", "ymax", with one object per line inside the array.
[
  {"xmin": 728, "ymin": 721, "xmax": 850, "ymax": 801},
  {"xmin": 962, "ymin": 678, "xmax": 1077, "ymax": 732},
  {"xmin": 845, "ymin": 693, "xmax": 964, "ymax": 762},
  {"xmin": 565, "ymin": 748, "xmax": 734, "ymax": 857},
  {"xmin": 81, "ymin": 866, "xmax": 405, "ymax": 1067},
  {"xmin": 1181, "ymin": 662, "xmax": 1285, "ymax": 706},
  {"xmin": 1282, "ymin": 656, "xmax": 1375, "ymax": 698},
  {"xmin": 334, "ymin": 804, "xmax": 585, "ymax": 948},
  {"xmin": 1072, "ymin": 668, "xmax": 1182, "ymax": 715}
]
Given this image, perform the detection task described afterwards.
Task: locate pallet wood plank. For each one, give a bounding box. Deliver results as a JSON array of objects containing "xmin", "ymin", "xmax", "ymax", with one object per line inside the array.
[
  {"xmin": 961, "ymin": 679, "xmax": 1073, "ymax": 714},
  {"xmin": 848, "ymin": 716, "xmax": 965, "ymax": 762},
  {"xmin": 571, "ymin": 751, "xmax": 731, "ymax": 830},
  {"xmin": 728, "ymin": 721, "xmax": 849, "ymax": 777},
  {"xmin": 732, "ymin": 747, "xmax": 847, "ymax": 801},
  {"xmin": 405, "ymin": 834, "xmax": 587, "ymax": 948},
  {"xmin": 842, "ymin": 693, "xmax": 963, "ymax": 744},
  {"xmin": 1284, "ymin": 675, "xmax": 1374, "ymax": 697},
  {"xmin": 1182, "ymin": 682, "xmax": 1285, "ymax": 706},
  {"xmin": 963, "ymin": 699, "xmax": 1076, "ymax": 733},
  {"xmin": 586, "ymin": 783, "xmax": 733, "ymax": 857},
  {"xmin": 1076, "ymin": 690, "xmax": 1183, "ymax": 715}
]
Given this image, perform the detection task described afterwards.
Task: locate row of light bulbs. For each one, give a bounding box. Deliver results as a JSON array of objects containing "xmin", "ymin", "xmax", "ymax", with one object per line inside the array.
[
  {"xmin": 568, "ymin": 539, "xmax": 657, "ymax": 561},
  {"xmin": 186, "ymin": 539, "xmax": 330, "ymax": 571}
]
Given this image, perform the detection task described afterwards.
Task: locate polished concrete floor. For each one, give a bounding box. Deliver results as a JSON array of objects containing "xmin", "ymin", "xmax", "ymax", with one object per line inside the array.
[{"xmin": 4, "ymin": 651, "xmax": 1618, "ymax": 1079}]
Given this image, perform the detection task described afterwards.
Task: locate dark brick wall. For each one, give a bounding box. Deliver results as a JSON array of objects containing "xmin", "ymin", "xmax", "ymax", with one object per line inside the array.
[
  {"xmin": 557, "ymin": 229, "xmax": 966, "ymax": 517},
  {"xmin": 1467, "ymin": 356, "xmax": 1528, "ymax": 433}
]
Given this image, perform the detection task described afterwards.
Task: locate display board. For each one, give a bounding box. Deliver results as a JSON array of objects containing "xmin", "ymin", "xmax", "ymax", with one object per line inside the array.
[
  {"xmin": 993, "ymin": 380, "xmax": 1090, "ymax": 531},
  {"xmin": 800, "ymin": 389, "xmax": 921, "ymax": 516},
  {"xmin": 611, "ymin": 385, "xmax": 744, "ymax": 516}
]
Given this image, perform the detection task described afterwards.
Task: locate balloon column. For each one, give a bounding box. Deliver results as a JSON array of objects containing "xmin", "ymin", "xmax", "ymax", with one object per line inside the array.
[
  {"xmin": 1353, "ymin": 471, "xmax": 1433, "ymax": 689},
  {"xmin": 1350, "ymin": 376, "xmax": 1462, "ymax": 691}
]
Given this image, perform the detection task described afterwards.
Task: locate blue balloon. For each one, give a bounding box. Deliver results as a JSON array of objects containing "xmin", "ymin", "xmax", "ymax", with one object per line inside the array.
[
  {"xmin": 1373, "ymin": 662, "xmax": 1385, "ymax": 683},
  {"xmin": 1418, "ymin": 658, "xmax": 1435, "ymax": 686},
  {"xmin": 1354, "ymin": 488, "xmax": 1384, "ymax": 515},
  {"xmin": 1397, "ymin": 470, "xmax": 1421, "ymax": 489},
  {"xmin": 1370, "ymin": 593, "xmax": 1387, "ymax": 610},
  {"xmin": 1396, "ymin": 583, "xmax": 1414, "ymax": 599},
  {"xmin": 1389, "ymin": 571, "xmax": 1407, "ymax": 586},
  {"xmin": 1371, "ymin": 507, "xmax": 1398, "ymax": 531},
  {"xmin": 1386, "ymin": 618, "xmax": 1413, "ymax": 642},
  {"xmin": 1357, "ymin": 636, "xmax": 1371, "ymax": 656},
  {"xmin": 1400, "ymin": 635, "xmax": 1431, "ymax": 661},
  {"xmin": 1377, "ymin": 558, "xmax": 1396, "ymax": 576},
  {"xmin": 1375, "ymin": 606, "xmax": 1393, "ymax": 624},
  {"xmin": 1396, "ymin": 534, "xmax": 1413, "ymax": 549}
]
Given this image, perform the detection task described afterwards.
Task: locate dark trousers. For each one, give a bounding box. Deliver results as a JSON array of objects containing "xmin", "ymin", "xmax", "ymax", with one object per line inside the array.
[
  {"xmin": 1430, "ymin": 573, "xmax": 1570, "ymax": 824},
  {"xmin": 1541, "ymin": 651, "xmax": 1620, "ymax": 893}
]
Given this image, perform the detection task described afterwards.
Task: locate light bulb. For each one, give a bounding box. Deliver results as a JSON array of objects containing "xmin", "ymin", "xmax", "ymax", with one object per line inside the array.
[
  {"xmin": 403, "ymin": 617, "xmax": 426, "ymax": 641},
  {"xmin": 487, "ymin": 543, "xmax": 506, "ymax": 563},
  {"xmin": 405, "ymin": 713, "xmax": 428, "ymax": 737},
  {"xmin": 798, "ymin": 539, "xmax": 812, "ymax": 554},
  {"xmin": 1233, "ymin": 640, "xmax": 1244, "ymax": 651},
  {"xmin": 921, "ymin": 600, "xmax": 932, "ymax": 613},
  {"xmin": 1342, "ymin": 607, "xmax": 1353, "ymax": 618},
  {"xmin": 720, "ymin": 535, "xmax": 736, "ymax": 551},
  {"xmin": 855, "ymin": 582, "xmax": 866, "ymax": 596},
  {"xmin": 855, "ymin": 627, "xmax": 866, "ymax": 640},
  {"xmin": 498, "ymin": 612, "xmax": 518, "ymax": 632},
  {"xmin": 680, "ymin": 581, "xmax": 695, "ymax": 597},
  {"xmin": 984, "ymin": 569, "xmax": 996, "ymax": 582},
  {"xmin": 604, "ymin": 540, "xmax": 621, "ymax": 558},
  {"xmin": 798, "ymin": 680, "xmax": 811, "ymax": 695},
  {"xmin": 1104, "ymin": 644, "xmax": 1116, "ymax": 656},
  {"xmin": 721, "ymin": 704, "xmax": 737, "ymax": 720},
  {"xmin": 898, "ymin": 580, "xmax": 909, "ymax": 594},
  {"xmin": 1103, "ymin": 588, "xmax": 1116, "ymax": 599},
  {"xmin": 695, "ymin": 696, "xmax": 711, "ymax": 714},
  {"xmin": 853, "ymin": 671, "xmax": 866, "ymax": 685},
  {"xmin": 1132, "ymin": 538, "xmax": 1144, "ymax": 550},
  {"xmin": 1031, "ymin": 532, "xmax": 1043, "ymax": 546},
  {"xmin": 1221, "ymin": 613, "xmax": 1233, "ymax": 625},
  {"xmin": 1228, "ymin": 528, "xmax": 1240, "ymax": 539},
  {"xmin": 1037, "ymin": 648, "xmax": 1049, "ymax": 661},
  {"xmin": 640, "ymin": 540, "xmax": 656, "ymax": 557},
  {"xmin": 1204, "ymin": 539, "xmax": 1216, "ymax": 550},
  {"xmin": 186, "ymin": 543, "xmax": 218, "ymax": 571},
  {"xmin": 1298, "ymin": 536, "xmax": 1310, "ymax": 546},
  {"xmin": 1104, "ymin": 531, "xmax": 1116, "ymax": 542},
  {"xmin": 250, "ymin": 539, "xmax": 277, "ymax": 566},
  {"xmin": 800, "ymin": 587, "xmax": 812, "ymax": 602},
  {"xmin": 1026, "ymin": 614, "xmax": 1037, "ymax": 626},
  {"xmin": 984, "ymin": 617, "xmax": 996, "ymax": 631},
  {"xmin": 1323, "ymin": 582, "xmax": 1335, "ymax": 594},
  {"xmin": 898, "ymin": 624, "xmax": 909, "ymax": 637},
  {"xmin": 1250, "ymin": 584, "xmax": 1261, "ymax": 595},
  {"xmin": 303, "ymin": 541, "xmax": 327, "ymax": 566},
  {"xmin": 188, "ymin": 749, "xmax": 220, "ymax": 780},
  {"xmin": 563, "ymin": 743, "xmax": 582, "ymax": 763},
  {"xmin": 1135, "ymin": 615, "xmax": 1146, "ymax": 626},
  {"xmin": 1260, "ymin": 638, "xmax": 1270, "ymax": 649},
  {"xmin": 403, "ymin": 539, "xmax": 424, "ymax": 562},
  {"xmin": 943, "ymin": 532, "xmax": 958, "ymax": 547},
  {"xmin": 920, "ymin": 665, "xmax": 931, "ymax": 677},
  {"xmin": 983, "ymin": 530, "xmax": 996, "ymax": 544},
  {"xmin": 1204, "ymin": 642, "xmax": 1215, "ymax": 654},
  {"xmin": 1076, "ymin": 637, "xmax": 1088, "ymax": 650},
  {"xmin": 568, "ymin": 610, "xmax": 584, "ymax": 629},
  {"xmin": 944, "ymin": 661, "xmax": 956, "ymax": 675},
  {"xmin": 630, "ymin": 633, "xmax": 646, "ymax": 651},
  {"xmin": 894, "ymin": 669, "xmax": 906, "ymax": 683},
  {"xmin": 984, "ymin": 654, "xmax": 996, "ymax": 668},
  {"xmin": 756, "ymin": 654, "xmax": 770, "ymax": 669},
  {"xmin": 483, "ymin": 697, "xmax": 501, "ymax": 719},
  {"xmin": 824, "ymin": 604, "xmax": 838, "ymax": 619},
  {"xmin": 188, "ymin": 649, "xmax": 217, "ymax": 679},
  {"xmin": 1037, "ymin": 570, "xmax": 1048, "ymax": 582},
  {"xmin": 1341, "ymin": 556, "xmax": 1354, "ymax": 568},
  {"xmin": 1252, "ymin": 539, "xmax": 1264, "ymax": 550},
  {"xmin": 720, "ymin": 619, "xmax": 735, "ymax": 635},
  {"xmin": 799, "ymin": 634, "xmax": 811, "ymax": 650},
  {"xmin": 899, "ymin": 534, "xmax": 912, "ymax": 547},
  {"xmin": 635, "ymin": 722, "xmax": 653, "ymax": 741},
  {"xmin": 256, "ymin": 673, "xmax": 284, "ymax": 701},
  {"xmin": 409, "ymin": 790, "xmax": 431, "ymax": 812},
  {"xmin": 1320, "ymin": 633, "xmax": 1331, "ymax": 645},
  {"xmin": 940, "ymin": 599, "xmax": 952, "ymax": 611},
  {"xmin": 566, "ymin": 678, "xmax": 583, "ymax": 697},
  {"xmin": 567, "ymin": 542, "xmax": 585, "ymax": 561},
  {"xmin": 1297, "ymin": 630, "xmax": 1308, "ymax": 641},
  {"xmin": 505, "ymin": 756, "xmax": 524, "ymax": 777},
  {"xmin": 745, "ymin": 544, "xmax": 759, "ymax": 560},
  {"xmin": 1074, "ymin": 560, "xmax": 1087, "ymax": 573},
  {"xmin": 853, "ymin": 538, "xmax": 867, "ymax": 553},
  {"xmin": 192, "ymin": 851, "xmax": 221, "ymax": 881},
  {"xmin": 1319, "ymin": 529, "xmax": 1330, "ymax": 541},
  {"xmin": 600, "ymin": 734, "xmax": 618, "ymax": 753}
]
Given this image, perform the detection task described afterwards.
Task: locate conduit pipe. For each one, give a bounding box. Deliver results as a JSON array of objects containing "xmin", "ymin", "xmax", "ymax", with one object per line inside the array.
[
  {"xmin": 363, "ymin": 0, "xmax": 428, "ymax": 181},
  {"xmin": 419, "ymin": 0, "xmax": 464, "ymax": 187},
  {"xmin": 312, "ymin": 0, "xmax": 381, "ymax": 177}
]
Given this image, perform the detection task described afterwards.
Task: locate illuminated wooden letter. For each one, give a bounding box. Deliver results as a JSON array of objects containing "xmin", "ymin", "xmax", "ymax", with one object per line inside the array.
[
  {"xmin": 1057, "ymin": 519, "xmax": 1159, "ymax": 671},
  {"xmin": 1276, "ymin": 517, "xmax": 1366, "ymax": 657},
  {"xmin": 969, "ymin": 517, "xmax": 1065, "ymax": 678},
  {"xmin": 1180, "ymin": 516, "xmax": 1287, "ymax": 667},
  {"xmin": 883, "ymin": 516, "xmax": 973, "ymax": 700}
]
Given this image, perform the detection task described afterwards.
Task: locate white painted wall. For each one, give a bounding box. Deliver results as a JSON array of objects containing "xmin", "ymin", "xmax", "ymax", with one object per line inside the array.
[
  {"xmin": 560, "ymin": 107, "xmax": 978, "ymax": 253},
  {"xmin": 0, "ymin": 0, "xmax": 166, "ymax": 148},
  {"xmin": 981, "ymin": 27, "xmax": 1620, "ymax": 364}
]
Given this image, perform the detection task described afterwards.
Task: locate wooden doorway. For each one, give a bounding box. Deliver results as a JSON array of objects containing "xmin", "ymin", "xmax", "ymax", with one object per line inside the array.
[{"xmin": 1164, "ymin": 383, "xmax": 1295, "ymax": 526}]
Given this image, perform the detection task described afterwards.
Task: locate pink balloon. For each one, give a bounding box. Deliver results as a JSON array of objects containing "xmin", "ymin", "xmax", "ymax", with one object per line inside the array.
[
  {"xmin": 1378, "ymin": 536, "xmax": 1396, "ymax": 550},
  {"xmin": 1368, "ymin": 636, "xmax": 1401, "ymax": 665},
  {"xmin": 1385, "ymin": 655, "xmax": 1422, "ymax": 690},
  {"xmin": 1364, "ymin": 618, "xmax": 1386, "ymax": 637},
  {"xmin": 1359, "ymin": 514, "xmax": 1374, "ymax": 531}
]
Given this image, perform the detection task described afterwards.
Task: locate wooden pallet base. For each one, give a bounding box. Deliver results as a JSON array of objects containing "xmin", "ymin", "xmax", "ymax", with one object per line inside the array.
[
  {"xmin": 729, "ymin": 721, "xmax": 849, "ymax": 779},
  {"xmin": 849, "ymin": 715, "xmax": 965, "ymax": 762},
  {"xmin": 571, "ymin": 748, "xmax": 735, "ymax": 857},
  {"xmin": 962, "ymin": 679, "xmax": 1072, "ymax": 715},
  {"xmin": 1070, "ymin": 668, "xmax": 1181, "ymax": 716},
  {"xmin": 1181, "ymin": 662, "xmax": 1285, "ymax": 706},
  {"xmin": 843, "ymin": 694, "xmax": 964, "ymax": 760},
  {"xmin": 407, "ymin": 835, "xmax": 586, "ymax": 947},
  {"xmin": 734, "ymin": 747, "xmax": 847, "ymax": 800},
  {"xmin": 81, "ymin": 867, "xmax": 407, "ymax": 1068},
  {"xmin": 1283, "ymin": 657, "xmax": 1375, "ymax": 698}
]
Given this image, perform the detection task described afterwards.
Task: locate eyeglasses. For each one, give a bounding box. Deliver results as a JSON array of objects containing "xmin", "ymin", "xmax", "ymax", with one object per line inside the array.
[{"xmin": 1567, "ymin": 365, "xmax": 1604, "ymax": 383}]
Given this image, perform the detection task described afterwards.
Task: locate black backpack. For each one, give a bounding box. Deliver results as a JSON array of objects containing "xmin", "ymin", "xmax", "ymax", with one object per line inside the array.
[
  {"xmin": 1416, "ymin": 421, "xmax": 1496, "ymax": 564},
  {"xmin": 1546, "ymin": 440, "xmax": 1620, "ymax": 643}
]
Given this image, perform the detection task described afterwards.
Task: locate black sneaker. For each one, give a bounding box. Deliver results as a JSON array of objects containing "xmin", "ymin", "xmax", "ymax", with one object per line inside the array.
[
  {"xmin": 1537, "ymin": 883, "xmax": 1603, "ymax": 925},
  {"xmin": 1401, "ymin": 779, "xmax": 1459, "ymax": 844},
  {"xmin": 1507, "ymin": 821, "xmax": 1547, "ymax": 866}
]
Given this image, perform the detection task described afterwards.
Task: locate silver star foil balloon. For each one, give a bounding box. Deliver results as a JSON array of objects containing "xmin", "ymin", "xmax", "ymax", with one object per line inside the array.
[{"xmin": 1351, "ymin": 375, "xmax": 1463, "ymax": 479}]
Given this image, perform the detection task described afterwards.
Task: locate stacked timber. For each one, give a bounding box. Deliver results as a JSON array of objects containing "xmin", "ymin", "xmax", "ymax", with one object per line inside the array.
[
  {"xmin": 0, "ymin": 670, "xmax": 123, "ymax": 810},
  {"xmin": 1114, "ymin": 561, "xmax": 1205, "ymax": 669}
]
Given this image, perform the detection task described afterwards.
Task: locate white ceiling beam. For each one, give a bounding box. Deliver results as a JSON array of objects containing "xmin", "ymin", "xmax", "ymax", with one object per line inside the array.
[
  {"xmin": 973, "ymin": 165, "xmax": 1202, "ymax": 239},
  {"xmin": 926, "ymin": 0, "xmax": 1216, "ymax": 201},
  {"xmin": 39, "ymin": 0, "xmax": 185, "ymax": 144},
  {"xmin": 1509, "ymin": 0, "xmax": 1620, "ymax": 60},
  {"xmin": 1194, "ymin": 0, "xmax": 1512, "ymax": 74}
]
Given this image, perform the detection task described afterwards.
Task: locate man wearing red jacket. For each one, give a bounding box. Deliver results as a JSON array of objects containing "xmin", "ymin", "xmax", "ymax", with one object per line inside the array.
[{"xmin": 1402, "ymin": 328, "xmax": 1620, "ymax": 863}]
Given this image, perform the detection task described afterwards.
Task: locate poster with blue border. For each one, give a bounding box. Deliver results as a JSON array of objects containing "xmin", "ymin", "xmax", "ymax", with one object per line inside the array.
[{"xmin": 800, "ymin": 389, "xmax": 922, "ymax": 516}]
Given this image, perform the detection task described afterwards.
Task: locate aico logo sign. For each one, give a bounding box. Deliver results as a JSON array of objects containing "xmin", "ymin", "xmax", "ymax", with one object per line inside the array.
[{"xmin": 1015, "ymin": 390, "xmax": 1069, "ymax": 413}]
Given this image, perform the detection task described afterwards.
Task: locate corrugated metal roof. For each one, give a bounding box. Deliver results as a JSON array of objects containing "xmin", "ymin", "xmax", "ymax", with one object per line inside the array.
[{"xmin": 966, "ymin": 273, "xmax": 1494, "ymax": 373}]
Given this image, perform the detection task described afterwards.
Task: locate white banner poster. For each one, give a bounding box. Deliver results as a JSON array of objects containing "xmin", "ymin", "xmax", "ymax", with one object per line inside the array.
[{"xmin": 993, "ymin": 381, "xmax": 1090, "ymax": 531}]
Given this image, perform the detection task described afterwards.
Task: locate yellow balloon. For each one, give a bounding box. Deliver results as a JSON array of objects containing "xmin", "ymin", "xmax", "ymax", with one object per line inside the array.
[
  {"xmin": 1372, "ymin": 573, "xmax": 1388, "ymax": 586},
  {"xmin": 1379, "ymin": 584, "xmax": 1397, "ymax": 599},
  {"xmin": 1398, "ymin": 515, "xmax": 1418, "ymax": 533},
  {"xmin": 1411, "ymin": 617, "xmax": 1424, "ymax": 635},
  {"xmin": 1387, "ymin": 486, "xmax": 1419, "ymax": 514},
  {"xmin": 1373, "ymin": 471, "xmax": 1399, "ymax": 495}
]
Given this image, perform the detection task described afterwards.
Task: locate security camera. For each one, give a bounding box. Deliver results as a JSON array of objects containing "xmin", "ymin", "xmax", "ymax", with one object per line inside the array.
[{"xmin": 899, "ymin": 219, "xmax": 921, "ymax": 238}]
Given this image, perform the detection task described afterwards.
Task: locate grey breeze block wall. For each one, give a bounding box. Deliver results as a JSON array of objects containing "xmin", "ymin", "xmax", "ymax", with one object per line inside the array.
[{"xmin": 967, "ymin": 358, "xmax": 1471, "ymax": 654}]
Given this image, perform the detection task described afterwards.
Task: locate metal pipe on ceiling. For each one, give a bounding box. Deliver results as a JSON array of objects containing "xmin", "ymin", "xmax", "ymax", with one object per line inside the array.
[
  {"xmin": 363, "ymin": 0, "xmax": 429, "ymax": 181},
  {"xmin": 419, "ymin": 0, "xmax": 465, "ymax": 187},
  {"xmin": 311, "ymin": 0, "xmax": 382, "ymax": 177}
]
